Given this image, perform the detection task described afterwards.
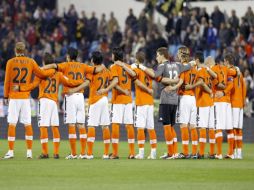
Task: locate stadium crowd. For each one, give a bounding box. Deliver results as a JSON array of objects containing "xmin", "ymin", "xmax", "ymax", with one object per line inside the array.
[{"xmin": 0, "ymin": 0, "xmax": 254, "ymax": 116}]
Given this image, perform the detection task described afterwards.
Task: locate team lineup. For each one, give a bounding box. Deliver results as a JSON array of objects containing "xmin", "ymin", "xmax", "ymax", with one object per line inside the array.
[{"xmin": 3, "ymin": 42, "xmax": 246, "ymax": 160}]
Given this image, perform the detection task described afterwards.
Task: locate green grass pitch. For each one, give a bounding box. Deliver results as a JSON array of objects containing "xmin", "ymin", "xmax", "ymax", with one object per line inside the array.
[{"xmin": 0, "ymin": 140, "xmax": 253, "ymax": 190}]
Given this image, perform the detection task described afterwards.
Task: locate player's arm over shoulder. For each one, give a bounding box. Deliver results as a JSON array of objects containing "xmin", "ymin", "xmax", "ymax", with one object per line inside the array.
[{"xmin": 32, "ymin": 59, "xmax": 55, "ymax": 78}]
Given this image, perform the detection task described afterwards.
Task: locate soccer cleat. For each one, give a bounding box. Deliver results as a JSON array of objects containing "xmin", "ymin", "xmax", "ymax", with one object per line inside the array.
[
  {"xmin": 3, "ymin": 153, "xmax": 14, "ymax": 159},
  {"xmin": 147, "ymin": 154, "xmax": 156, "ymax": 160},
  {"xmin": 224, "ymin": 154, "xmax": 235, "ymax": 159},
  {"xmin": 38, "ymin": 154, "xmax": 49, "ymax": 159},
  {"xmin": 197, "ymin": 154, "xmax": 205, "ymax": 159},
  {"xmin": 135, "ymin": 154, "xmax": 144, "ymax": 159},
  {"xmin": 165, "ymin": 155, "xmax": 175, "ymax": 160},
  {"xmin": 191, "ymin": 154, "xmax": 198, "ymax": 159},
  {"xmin": 86, "ymin": 155, "xmax": 94, "ymax": 160},
  {"xmin": 215, "ymin": 154, "xmax": 223, "ymax": 160},
  {"xmin": 128, "ymin": 155, "xmax": 135, "ymax": 159},
  {"xmin": 65, "ymin": 154, "xmax": 77, "ymax": 159},
  {"xmin": 159, "ymin": 153, "xmax": 169, "ymax": 159},
  {"xmin": 109, "ymin": 154, "xmax": 119, "ymax": 159},
  {"xmin": 102, "ymin": 155, "xmax": 109, "ymax": 159},
  {"xmin": 53, "ymin": 154, "xmax": 60, "ymax": 159},
  {"xmin": 208, "ymin": 154, "xmax": 216, "ymax": 159},
  {"xmin": 78, "ymin": 154, "xmax": 87, "ymax": 159},
  {"xmin": 176, "ymin": 153, "xmax": 190, "ymax": 159}
]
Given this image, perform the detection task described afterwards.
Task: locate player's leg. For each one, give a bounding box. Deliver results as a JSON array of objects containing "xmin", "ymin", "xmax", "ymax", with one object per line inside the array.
[
  {"xmin": 225, "ymin": 103, "xmax": 234, "ymax": 159},
  {"xmin": 170, "ymin": 105, "xmax": 178, "ymax": 158},
  {"xmin": 4, "ymin": 99, "xmax": 20, "ymax": 158},
  {"xmin": 100, "ymin": 97, "xmax": 111, "ymax": 159},
  {"xmin": 50, "ymin": 100, "xmax": 60, "ymax": 159},
  {"xmin": 110, "ymin": 104, "xmax": 123, "ymax": 159},
  {"xmin": 189, "ymin": 97, "xmax": 198, "ymax": 158},
  {"xmin": 64, "ymin": 95, "xmax": 77, "ymax": 159},
  {"xmin": 77, "ymin": 124, "xmax": 87, "ymax": 158},
  {"xmin": 123, "ymin": 103, "xmax": 135, "ymax": 158},
  {"xmin": 234, "ymin": 108, "xmax": 243, "ymax": 159},
  {"xmin": 214, "ymin": 103, "xmax": 224, "ymax": 159},
  {"xmin": 135, "ymin": 105, "xmax": 146, "ymax": 159},
  {"xmin": 147, "ymin": 105, "xmax": 157, "ymax": 159},
  {"xmin": 21, "ymin": 99, "xmax": 33, "ymax": 159},
  {"xmin": 87, "ymin": 126, "xmax": 95, "ymax": 159},
  {"xmin": 208, "ymin": 106, "xmax": 215, "ymax": 158}
]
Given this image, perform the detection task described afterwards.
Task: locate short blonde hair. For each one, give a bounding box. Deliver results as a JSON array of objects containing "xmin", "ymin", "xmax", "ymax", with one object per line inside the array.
[{"xmin": 15, "ymin": 42, "xmax": 26, "ymax": 54}]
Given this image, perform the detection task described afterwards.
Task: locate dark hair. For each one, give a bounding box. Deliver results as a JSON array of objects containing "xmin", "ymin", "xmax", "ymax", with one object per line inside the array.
[
  {"xmin": 112, "ymin": 47, "xmax": 124, "ymax": 61},
  {"xmin": 67, "ymin": 47, "xmax": 78, "ymax": 60},
  {"xmin": 224, "ymin": 53, "xmax": 235, "ymax": 65},
  {"xmin": 91, "ymin": 51, "xmax": 103, "ymax": 65},
  {"xmin": 43, "ymin": 52, "xmax": 54, "ymax": 65},
  {"xmin": 136, "ymin": 51, "xmax": 145, "ymax": 63},
  {"xmin": 194, "ymin": 51, "xmax": 204, "ymax": 63},
  {"xmin": 156, "ymin": 47, "xmax": 169, "ymax": 59}
]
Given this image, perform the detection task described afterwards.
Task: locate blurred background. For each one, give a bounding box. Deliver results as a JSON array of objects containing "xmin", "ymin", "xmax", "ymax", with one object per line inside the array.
[{"xmin": 0, "ymin": 0, "xmax": 253, "ymax": 140}]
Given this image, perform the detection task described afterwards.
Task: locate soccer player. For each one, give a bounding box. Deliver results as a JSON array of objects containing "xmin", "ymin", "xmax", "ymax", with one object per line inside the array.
[
  {"xmin": 68, "ymin": 51, "xmax": 111, "ymax": 159},
  {"xmin": 139, "ymin": 47, "xmax": 195, "ymax": 159},
  {"xmin": 131, "ymin": 52, "xmax": 157, "ymax": 159},
  {"xmin": 172, "ymin": 47, "xmax": 199, "ymax": 159},
  {"xmin": 15, "ymin": 53, "xmax": 83, "ymax": 159},
  {"xmin": 231, "ymin": 67, "xmax": 246, "ymax": 159},
  {"xmin": 213, "ymin": 54, "xmax": 238, "ymax": 159},
  {"xmin": 97, "ymin": 47, "xmax": 136, "ymax": 159},
  {"xmin": 43, "ymin": 47, "xmax": 105, "ymax": 159},
  {"xmin": 3, "ymin": 42, "xmax": 55, "ymax": 159}
]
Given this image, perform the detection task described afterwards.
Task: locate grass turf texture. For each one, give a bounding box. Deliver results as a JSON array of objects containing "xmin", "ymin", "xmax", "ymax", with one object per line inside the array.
[{"xmin": 0, "ymin": 140, "xmax": 253, "ymax": 190}]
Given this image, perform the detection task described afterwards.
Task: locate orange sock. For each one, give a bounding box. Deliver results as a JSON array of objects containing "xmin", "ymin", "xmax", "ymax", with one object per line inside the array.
[
  {"xmin": 103, "ymin": 127, "xmax": 110, "ymax": 155},
  {"xmin": 52, "ymin": 126, "xmax": 60, "ymax": 155},
  {"xmin": 172, "ymin": 127, "xmax": 178, "ymax": 154},
  {"xmin": 209, "ymin": 129, "xmax": 215, "ymax": 155},
  {"xmin": 87, "ymin": 127, "xmax": 95, "ymax": 156},
  {"xmin": 8, "ymin": 124, "xmax": 16, "ymax": 150},
  {"xmin": 227, "ymin": 129, "xmax": 234, "ymax": 155},
  {"xmin": 126, "ymin": 124, "xmax": 135, "ymax": 156},
  {"xmin": 148, "ymin": 129, "xmax": 157, "ymax": 149},
  {"xmin": 180, "ymin": 126, "xmax": 189, "ymax": 155},
  {"xmin": 68, "ymin": 125, "xmax": 77, "ymax": 156},
  {"xmin": 40, "ymin": 127, "xmax": 48, "ymax": 155},
  {"xmin": 216, "ymin": 130, "xmax": 223, "ymax": 155},
  {"xmin": 191, "ymin": 128, "xmax": 198, "ymax": 155},
  {"xmin": 111, "ymin": 123, "xmax": 119, "ymax": 156},
  {"xmin": 137, "ymin": 128, "xmax": 145, "ymax": 148},
  {"xmin": 79, "ymin": 127, "xmax": 87, "ymax": 155},
  {"xmin": 236, "ymin": 129, "xmax": 243, "ymax": 149},
  {"xmin": 164, "ymin": 125, "xmax": 174, "ymax": 156},
  {"xmin": 25, "ymin": 125, "xmax": 33, "ymax": 150},
  {"xmin": 199, "ymin": 128, "xmax": 206, "ymax": 156}
]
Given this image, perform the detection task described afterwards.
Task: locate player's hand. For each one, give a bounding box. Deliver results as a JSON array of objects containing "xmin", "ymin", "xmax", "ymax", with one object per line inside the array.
[
  {"xmin": 235, "ymin": 67, "xmax": 241, "ymax": 76},
  {"xmin": 164, "ymin": 86, "xmax": 174, "ymax": 92},
  {"xmin": 97, "ymin": 88, "xmax": 108, "ymax": 95},
  {"xmin": 217, "ymin": 83, "xmax": 226, "ymax": 90},
  {"xmin": 131, "ymin": 63, "xmax": 138, "ymax": 69},
  {"xmin": 12, "ymin": 85, "xmax": 19, "ymax": 92},
  {"xmin": 209, "ymin": 91, "xmax": 214, "ymax": 98},
  {"xmin": 148, "ymin": 89, "xmax": 153, "ymax": 95},
  {"xmin": 189, "ymin": 60, "xmax": 196, "ymax": 67},
  {"xmin": 115, "ymin": 61, "xmax": 124, "ymax": 67},
  {"xmin": 184, "ymin": 84, "xmax": 193, "ymax": 90},
  {"xmin": 215, "ymin": 91, "xmax": 224, "ymax": 98},
  {"xmin": 123, "ymin": 89, "xmax": 131, "ymax": 96},
  {"xmin": 4, "ymin": 98, "xmax": 9, "ymax": 106},
  {"xmin": 68, "ymin": 88, "xmax": 76, "ymax": 95}
]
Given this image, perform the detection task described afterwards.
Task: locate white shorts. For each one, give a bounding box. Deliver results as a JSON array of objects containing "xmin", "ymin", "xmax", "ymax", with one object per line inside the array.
[
  {"xmin": 87, "ymin": 97, "xmax": 110, "ymax": 126},
  {"xmin": 232, "ymin": 108, "xmax": 243, "ymax": 129},
  {"xmin": 214, "ymin": 102, "xmax": 232, "ymax": 130},
  {"xmin": 38, "ymin": 98, "xmax": 59, "ymax": 127},
  {"xmin": 111, "ymin": 103, "xmax": 133, "ymax": 124},
  {"xmin": 135, "ymin": 105, "xmax": 154, "ymax": 129},
  {"xmin": 197, "ymin": 106, "xmax": 214, "ymax": 129},
  {"xmin": 7, "ymin": 99, "xmax": 31, "ymax": 125},
  {"xmin": 177, "ymin": 95, "xmax": 196, "ymax": 125},
  {"xmin": 64, "ymin": 93, "xmax": 85, "ymax": 124}
]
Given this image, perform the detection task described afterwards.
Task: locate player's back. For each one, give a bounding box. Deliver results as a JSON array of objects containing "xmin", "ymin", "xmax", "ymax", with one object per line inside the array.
[
  {"xmin": 178, "ymin": 67, "xmax": 197, "ymax": 96},
  {"xmin": 111, "ymin": 63, "xmax": 132, "ymax": 104},
  {"xmin": 195, "ymin": 67, "xmax": 213, "ymax": 107},
  {"xmin": 58, "ymin": 61, "xmax": 93, "ymax": 94},
  {"xmin": 88, "ymin": 68, "xmax": 111, "ymax": 105},
  {"xmin": 231, "ymin": 73, "xmax": 245, "ymax": 108},
  {"xmin": 135, "ymin": 68, "xmax": 153, "ymax": 106},
  {"xmin": 5, "ymin": 56, "xmax": 36, "ymax": 99}
]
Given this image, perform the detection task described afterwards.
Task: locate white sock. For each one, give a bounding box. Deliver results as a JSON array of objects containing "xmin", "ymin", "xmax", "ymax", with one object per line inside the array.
[
  {"xmin": 139, "ymin": 148, "xmax": 144, "ymax": 156},
  {"xmin": 8, "ymin": 150, "xmax": 14, "ymax": 155}
]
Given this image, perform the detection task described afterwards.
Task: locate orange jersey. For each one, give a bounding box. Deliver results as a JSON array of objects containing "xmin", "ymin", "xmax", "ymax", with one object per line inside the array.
[
  {"xmin": 195, "ymin": 68, "xmax": 213, "ymax": 107},
  {"xmin": 110, "ymin": 63, "xmax": 133, "ymax": 104},
  {"xmin": 20, "ymin": 72, "xmax": 83, "ymax": 102},
  {"xmin": 57, "ymin": 62, "xmax": 95, "ymax": 94},
  {"xmin": 178, "ymin": 67, "xmax": 197, "ymax": 96},
  {"xmin": 87, "ymin": 67, "xmax": 112, "ymax": 105},
  {"xmin": 213, "ymin": 65, "xmax": 236, "ymax": 103},
  {"xmin": 134, "ymin": 68, "xmax": 153, "ymax": 106},
  {"xmin": 4, "ymin": 56, "xmax": 55, "ymax": 99},
  {"xmin": 231, "ymin": 73, "xmax": 246, "ymax": 108}
]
